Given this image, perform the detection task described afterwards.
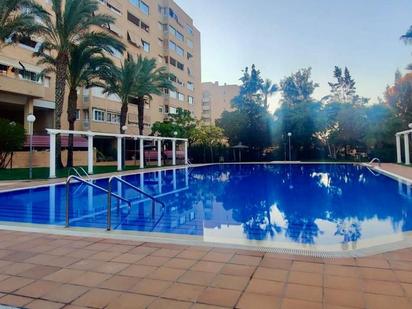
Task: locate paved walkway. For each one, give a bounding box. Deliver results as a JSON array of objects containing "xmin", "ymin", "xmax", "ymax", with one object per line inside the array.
[
  {"xmin": 0, "ymin": 230, "xmax": 409, "ymax": 308},
  {"xmin": 376, "ymin": 163, "xmax": 412, "ymax": 181}
]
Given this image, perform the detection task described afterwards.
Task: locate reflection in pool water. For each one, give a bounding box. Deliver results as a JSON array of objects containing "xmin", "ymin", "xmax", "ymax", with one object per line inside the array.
[{"xmin": 0, "ymin": 164, "xmax": 411, "ymax": 248}]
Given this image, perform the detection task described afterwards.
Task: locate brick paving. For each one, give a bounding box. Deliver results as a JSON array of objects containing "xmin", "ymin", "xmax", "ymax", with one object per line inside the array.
[{"xmin": 0, "ymin": 231, "xmax": 408, "ymax": 308}]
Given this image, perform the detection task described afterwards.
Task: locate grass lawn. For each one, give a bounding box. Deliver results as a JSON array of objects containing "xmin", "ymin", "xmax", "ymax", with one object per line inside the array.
[{"xmin": 0, "ymin": 164, "xmax": 165, "ymax": 181}]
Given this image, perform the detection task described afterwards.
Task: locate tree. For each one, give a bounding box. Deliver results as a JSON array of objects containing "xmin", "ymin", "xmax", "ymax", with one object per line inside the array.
[
  {"xmin": 191, "ymin": 125, "xmax": 225, "ymax": 162},
  {"xmin": 0, "ymin": 0, "xmax": 46, "ymax": 49},
  {"xmin": 233, "ymin": 64, "xmax": 264, "ymax": 109},
  {"xmin": 0, "ymin": 119, "xmax": 25, "ymax": 168},
  {"xmin": 279, "ymin": 67, "xmax": 319, "ymax": 105},
  {"xmin": 261, "ymin": 79, "xmax": 278, "ymax": 110},
  {"xmin": 35, "ymin": 0, "xmax": 119, "ymax": 167},
  {"xmin": 152, "ymin": 108, "xmax": 196, "ymax": 142},
  {"xmin": 134, "ymin": 56, "xmax": 175, "ymax": 135},
  {"xmin": 385, "ymin": 72, "xmax": 412, "ymax": 126},
  {"xmin": 64, "ymin": 37, "xmax": 121, "ymax": 167}
]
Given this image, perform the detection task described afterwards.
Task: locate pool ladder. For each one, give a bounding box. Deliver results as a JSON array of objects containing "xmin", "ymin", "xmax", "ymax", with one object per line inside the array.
[
  {"xmin": 65, "ymin": 175, "xmax": 165, "ymax": 231},
  {"xmin": 69, "ymin": 167, "xmax": 92, "ymax": 182},
  {"xmin": 368, "ymin": 158, "xmax": 381, "ymax": 167}
]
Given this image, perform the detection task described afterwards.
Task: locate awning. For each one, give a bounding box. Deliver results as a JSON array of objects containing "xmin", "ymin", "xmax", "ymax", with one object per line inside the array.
[
  {"xmin": 24, "ymin": 135, "xmax": 88, "ymax": 148},
  {"xmin": 108, "ymin": 0, "xmax": 122, "ymax": 12},
  {"xmin": 0, "ymin": 55, "xmax": 42, "ymax": 73},
  {"xmin": 109, "ymin": 23, "xmax": 122, "ymax": 37},
  {"xmin": 127, "ymin": 31, "xmax": 139, "ymax": 46}
]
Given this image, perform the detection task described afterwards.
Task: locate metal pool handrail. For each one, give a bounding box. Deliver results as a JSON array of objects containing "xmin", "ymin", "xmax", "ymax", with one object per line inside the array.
[
  {"xmin": 68, "ymin": 167, "xmax": 92, "ymax": 181},
  {"xmin": 368, "ymin": 157, "xmax": 381, "ymax": 167},
  {"xmin": 65, "ymin": 175, "xmax": 131, "ymax": 228},
  {"xmin": 108, "ymin": 176, "xmax": 166, "ymax": 230}
]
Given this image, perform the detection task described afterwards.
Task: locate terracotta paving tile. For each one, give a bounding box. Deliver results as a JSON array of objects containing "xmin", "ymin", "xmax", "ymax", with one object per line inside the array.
[
  {"xmin": 163, "ymin": 257, "xmax": 197, "ymax": 269},
  {"xmin": 211, "ymin": 273, "xmax": 250, "ymax": 291},
  {"xmin": 128, "ymin": 246, "xmax": 157, "ymax": 256},
  {"xmin": 202, "ymin": 251, "xmax": 234, "ymax": 263},
  {"xmin": 119, "ymin": 264, "xmax": 158, "ymax": 278},
  {"xmin": 48, "ymin": 247, "xmax": 74, "ymax": 256},
  {"xmin": 236, "ymin": 292, "xmax": 280, "ymax": 309},
  {"xmin": 98, "ymin": 275, "xmax": 140, "ymax": 291},
  {"xmin": 61, "ymin": 305, "xmax": 89, "ymax": 309},
  {"xmin": 395, "ymin": 270, "xmax": 412, "ymax": 283},
  {"xmin": 0, "ymin": 294, "xmax": 33, "ymax": 307},
  {"xmin": 389, "ymin": 260, "xmax": 412, "ymax": 271},
  {"xmin": 245, "ymin": 278, "xmax": 285, "ymax": 296},
  {"xmin": 89, "ymin": 251, "xmax": 122, "ymax": 261},
  {"xmin": 177, "ymin": 249, "xmax": 207, "ymax": 260},
  {"xmin": 0, "ymin": 262, "xmax": 35, "ymax": 275},
  {"xmin": 291, "ymin": 261, "xmax": 324, "ymax": 273},
  {"xmin": 324, "ymin": 265, "xmax": 359, "ymax": 278},
  {"xmin": 111, "ymin": 253, "xmax": 145, "ymax": 264},
  {"xmin": 401, "ymin": 282, "xmax": 412, "ymax": 297},
  {"xmin": 356, "ymin": 258, "xmax": 391, "ymax": 269},
  {"xmin": 323, "ymin": 258, "xmax": 356, "ymax": 266},
  {"xmin": 1, "ymin": 250, "xmax": 37, "ymax": 262},
  {"xmin": 68, "ymin": 259, "xmax": 104, "ymax": 271},
  {"xmin": 86, "ymin": 243, "xmax": 114, "ymax": 251},
  {"xmin": 15, "ymin": 279, "xmax": 59, "ymax": 298},
  {"xmin": 26, "ymin": 299, "xmax": 65, "ymax": 309},
  {"xmin": 363, "ymin": 279, "xmax": 405, "ymax": 296},
  {"xmin": 364, "ymin": 293, "xmax": 412, "ymax": 309},
  {"xmin": 254, "ymin": 267, "xmax": 288, "ymax": 282},
  {"xmin": 69, "ymin": 271, "xmax": 111, "ymax": 287},
  {"xmin": 138, "ymin": 256, "xmax": 170, "ymax": 267},
  {"xmin": 259, "ymin": 258, "xmax": 292, "ymax": 270},
  {"xmin": 92, "ymin": 261, "xmax": 128, "ymax": 274},
  {"xmin": 151, "ymin": 248, "xmax": 181, "ymax": 258},
  {"xmin": 25, "ymin": 253, "xmax": 57, "ymax": 265},
  {"xmin": 0, "ymin": 276, "xmax": 33, "ymax": 292},
  {"xmin": 107, "ymin": 244, "xmax": 135, "ymax": 253},
  {"xmin": 284, "ymin": 283, "xmax": 322, "ymax": 302},
  {"xmin": 177, "ymin": 270, "xmax": 216, "ymax": 286},
  {"xmin": 230, "ymin": 254, "xmax": 262, "ymax": 266},
  {"xmin": 147, "ymin": 266, "xmax": 186, "ymax": 281},
  {"xmin": 21, "ymin": 265, "xmax": 62, "ymax": 279},
  {"xmin": 44, "ymin": 268, "xmax": 85, "ymax": 283},
  {"xmin": 191, "ymin": 261, "xmax": 225, "ymax": 273},
  {"xmin": 220, "ymin": 263, "xmax": 256, "ymax": 277},
  {"xmin": 190, "ymin": 305, "xmax": 228, "ymax": 309},
  {"xmin": 148, "ymin": 298, "xmax": 192, "ymax": 309},
  {"xmin": 43, "ymin": 283, "xmax": 89, "ymax": 303},
  {"xmin": 162, "ymin": 282, "xmax": 204, "ymax": 302},
  {"xmin": 324, "ymin": 288, "xmax": 365, "ymax": 308},
  {"xmin": 197, "ymin": 287, "xmax": 241, "ymax": 307},
  {"xmin": 288, "ymin": 271, "xmax": 322, "ymax": 286},
  {"xmin": 72, "ymin": 288, "xmax": 121, "ymax": 308},
  {"xmin": 237, "ymin": 250, "xmax": 265, "ymax": 257},
  {"xmin": 324, "ymin": 275, "xmax": 363, "ymax": 291},
  {"xmin": 359, "ymin": 267, "xmax": 398, "ymax": 281},
  {"xmin": 280, "ymin": 298, "xmax": 322, "ymax": 309},
  {"xmin": 105, "ymin": 292, "xmax": 155, "ymax": 309},
  {"xmin": 130, "ymin": 278, "xmax": 172, "ymax": 296}
]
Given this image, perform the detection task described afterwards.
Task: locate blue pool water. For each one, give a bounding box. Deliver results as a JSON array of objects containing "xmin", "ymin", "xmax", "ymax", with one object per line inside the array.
[{"xmin": 0, "ymin": 164, "xmax": 411, "ymax": 247}]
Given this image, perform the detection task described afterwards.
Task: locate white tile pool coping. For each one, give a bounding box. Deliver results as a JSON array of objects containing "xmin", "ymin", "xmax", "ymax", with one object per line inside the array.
[{"xmin": 0, "ymin": 162, "xmax": 411, "ymax": 258}]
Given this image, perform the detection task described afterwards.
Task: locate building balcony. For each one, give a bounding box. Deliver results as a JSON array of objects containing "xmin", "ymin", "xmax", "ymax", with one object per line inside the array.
[{"xmin": 0, "ymin": 74, "xmax": 45, "ymax": 98}]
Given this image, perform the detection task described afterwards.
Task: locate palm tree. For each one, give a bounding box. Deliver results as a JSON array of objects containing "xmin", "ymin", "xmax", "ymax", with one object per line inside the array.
[
  {"xmin": 261, "ymin": 79, "xmax": 278, "ymax": 110},
  {"xmin": 34, "ymin": 0, "xmax": 121, "ymax": 168},
  {"xmin": 0, "ymin": 0, "xmax": 46, "ymax": 49},
  {"xmin": 134, "ymin": 56, "xmax": 175, "ymax": 135},
  {"xmin": 64, "ymin": 37, "xmax": 120, "ymax": 167}
]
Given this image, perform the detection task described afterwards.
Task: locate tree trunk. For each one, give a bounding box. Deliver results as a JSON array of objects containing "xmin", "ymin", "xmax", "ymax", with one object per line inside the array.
[
  {"xmin": 120, "ymin": 100, "xmax": 128, "ymax": 134},
  {"xmin": 137, "ymin": 97, "xmax": 145, "ymax": 135},
  {"xmin": 54, "ymin": 53, "xmax": 68, "ymax": 168},
  {"xmin": 264, "ymin": 94, "xmax": 269, "ymax": 110},
  {"xmin": 66, "ymin": 88, "xmax": 78, "ymax": 168}
]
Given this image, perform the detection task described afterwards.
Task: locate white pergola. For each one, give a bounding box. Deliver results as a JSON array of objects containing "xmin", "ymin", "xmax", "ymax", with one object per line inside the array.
[
  {"xmin": 395, "ymin": 128, "xmax": 412, "ymax": 165},
  {"xmin": 46, "ymin": 129, "xmax": 188, "ymax": 178}
]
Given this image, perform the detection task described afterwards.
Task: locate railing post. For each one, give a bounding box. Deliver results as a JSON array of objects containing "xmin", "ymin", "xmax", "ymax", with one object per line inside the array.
[
  {"xmin": 405, "ymin": 133, "xmax": 410, "ymax": 165},
  {"xmin": 184, "ymin": 140, "xmax": 188, "ymax": 165},
  {"xmin": 107, "ymin": 178, "xmax": 112, "ymax": 231},
  {"xmin": 172, "ymin": 140, "xmax": 176, "ymax": 166},
  {"xmin": 396, "ymin": 134, "xmax": 402, "ymax": 164},
  {"xmin": 139, "ymin": 138, "xmax": 144, "ymax": 169},
  {"xmin": 157, "ymin": 139, "xmax": 162, "ymax": 167},
  {"xmin": 49, "ymin": 132, "xmax": 56, "ymax": 178},
  {"xmin": 87, "ymin": 134, "xmax": 94, "ymax": 174}
]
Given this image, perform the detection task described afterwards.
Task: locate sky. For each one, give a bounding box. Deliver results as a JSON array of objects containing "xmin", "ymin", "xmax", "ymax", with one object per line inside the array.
[{"xmin": 175, "ymin": 0, "xmax": 412, "ymax": 111}]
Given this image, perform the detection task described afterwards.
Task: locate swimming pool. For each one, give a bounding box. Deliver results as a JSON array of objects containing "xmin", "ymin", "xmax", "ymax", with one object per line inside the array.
[{"xmin": 0, "ymin": 164, "xmax": 411, "ymax": 252}]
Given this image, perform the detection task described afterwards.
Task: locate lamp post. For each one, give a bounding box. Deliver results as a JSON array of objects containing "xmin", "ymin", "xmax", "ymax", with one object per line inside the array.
[
  {"xmin": 287, "ymin": 132, "xmax": 292, "ymax": 161},
  {"xmin": 27, "ymin": 114, "xmax": 36, "ymax": 179},
  {"xmin": 122, "ymin": 125, "xmax": 128, "ymax": 169}
]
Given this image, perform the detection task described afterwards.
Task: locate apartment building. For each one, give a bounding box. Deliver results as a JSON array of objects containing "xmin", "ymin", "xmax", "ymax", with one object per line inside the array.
[
  {"xmin": 201, "ymin": 82, "xmax": 240, "ymax": 124},
  {"xmin": 0, "ymin": 0, "xmax": 201, "ymax": 137}
]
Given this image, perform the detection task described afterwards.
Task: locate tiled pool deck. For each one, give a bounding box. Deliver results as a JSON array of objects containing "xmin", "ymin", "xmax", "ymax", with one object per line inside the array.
[{"xmin": 0, "ymin": 163, "xmax": 411, "ymax": 308}]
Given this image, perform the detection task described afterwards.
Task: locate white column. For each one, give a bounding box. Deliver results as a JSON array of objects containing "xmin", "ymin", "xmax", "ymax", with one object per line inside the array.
[
  {"xmin": 157, "ymin": 139, "xmax": 162, "ymax": 167},
  {"xmin": 405, "ymin": 134, "xmax": 410, "ymax": 165},
  {"xmin": 117, "ymin": 136, "xmax": 122, "ymax": 171},
  {"xmin": 87, "ymin": 135, "xmax": 94, "ymax": 174},
  {"xmin": 172, "ymin": 140, "xmax": 176, "ymax": 166},
  {"xmin": 139, "ymin": 138, "xmax": 144, "ymax": 169},
  {"xmin": 49, "ymin": 133, "xmax": 56, "ymax": 178},
  {"xmin": 184, "ymin": 140, "xmax": 188, "ymax": 165},
  {"xmin": 396, "ymin": 135, "xmax": 402, "ymax": 164}
]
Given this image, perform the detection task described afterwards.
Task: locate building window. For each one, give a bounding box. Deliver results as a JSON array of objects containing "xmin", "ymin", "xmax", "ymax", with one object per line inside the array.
[
  {"xmin": 186, "ymin": 24, "xmax": 193, "ymax": 36},
  {"xmin": 176, "ymin": 45, "xmax": 184, "ymax": 56},
  {"xmin": 188, "ymin": 96, "xmax": 194, "ymax": 105},
  {"xmin": 75, "ymin": 109, "xmax": 80, "ymax": 120},
  {"xmin": 93, "ymin": 109, "xmax": 105, "ymax": 122},
  {"xmin": 187, "ymin": 38, "xmax": 193, "ymax": 49},
  {"xmin": 187, "ymin": 52, "xmax": 193, "ymax": 60},
  {"xmin": 158, "ymin": 106, "xmax": 163, "ymax": 113},
  {"xmin": 109, "ymin": 46, "xmax": 122, "ymax": 58},
  {"xmin": 19, "ymin": 36, "xmax": 41, "ymax": 52},
  {"xmin": 44, "ymin": 76, "xmax": 51, "ymax": 88},
  {"xmin": 84, "ymin": 110, "xmax": 89, "ymax": 121},
  {"xmin": 169, "ymin": 57, "xmax": 176, "ymax": 66},
  {"xmin": 187, "ymin": 81, "xmax": 193, "ymax": 91},
  {"xmin": 107, "ymin": 111, "xmax": 120, "ymax": 123},
  {"xmin": 127, "ymin": 11, "xmax": 140, "ymax": 27},
  {"xmin": 177, "ymin": 62, "xmax": 184, "ymax": 71},
  {"xmin": 130, "ymin": 0, "xmax": 149, "ymax": 15},
  {"xmin": 178, "ymin": 92, "xmax": 185, "ymax": 102},
  {"xmin": 169, "ymin": 106, "xmax": 177, "ymax": 114},
  {"xmin": 141, "ymin": 21, "xmax": 149, "ymax": 32},
  {"xmin": 142, "ymin": 40, "xmax": 150, "ymax": 52},
  {"xmin": 169, "ymin": 90, "xmax": 177, "ymax": 99}
]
